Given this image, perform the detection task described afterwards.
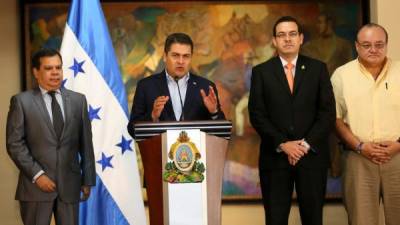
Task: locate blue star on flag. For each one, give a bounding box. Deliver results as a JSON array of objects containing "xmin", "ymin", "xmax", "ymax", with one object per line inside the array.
[
  {"xmin": 97, "ymin": 152, "xmax": 114, "ymax": 171},
  {"xmin": 116, "ymin": 136, "xmax": 133, "ymax": 154},
  {"xmin": 69, "ymin": 58, "xmax": 85, "ymax": 77},
  {"xmin": 88, "ymin": 105, "xmax": 101, "ymax": 121}
]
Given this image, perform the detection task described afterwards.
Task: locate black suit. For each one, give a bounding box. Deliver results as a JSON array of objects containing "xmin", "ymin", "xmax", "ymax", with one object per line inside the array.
[
  {"xmin": 248, "ymin": 55, "xmax": 335, "ymax": 225},
  {"xmin": 6, "ymin": 88, "xmax": 95, "ymax": 225},
  {"xmin": 128, "ymin": 71, "xmax": 225, "ymax": 136}
]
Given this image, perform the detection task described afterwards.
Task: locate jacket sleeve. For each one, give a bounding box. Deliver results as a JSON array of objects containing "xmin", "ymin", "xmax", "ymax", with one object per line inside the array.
[
  {"xmin": 6, "ymin": 95, "xmax": 43, "ymax": 180},
  {"xmin": 80, "ymin": 95, "xmax": 96, "ymax": 186},
  {"xmin": 248, "ymin": 67, "xmax": 289, "ymax": 150},
  {"xmin": 127, "ymin": 80, "xmax": 153, "ymax": 137},
  {"xmin": 304, "ymin": 63, "xmax": 336, "ymax": 153}
]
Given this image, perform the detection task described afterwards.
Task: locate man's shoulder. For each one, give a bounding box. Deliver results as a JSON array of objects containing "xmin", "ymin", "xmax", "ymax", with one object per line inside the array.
[
  {"xmin": 137, "ymin": 72, "xmax": 164, "ymax": 85},
  {"xmin": 332, "ymin": 59, "xmax": 358, "ymax": 77},
  {"xmin": 190, "ymin": 73, "xmax": 215, "ymax": 86},
  {"xmin": 12, "ymin": 89, "xmax": 37, "ymax": 101},
  {"xmin": 62, "ymin": 88, "xmax": 84, "ymax": 97},
  {"xmin": 253, "ymin": 56, "xmax": 279, "ymax": 71},
  {"xmin": 298, "ymin": 54, "xmax": 325, "ymax": 66}
]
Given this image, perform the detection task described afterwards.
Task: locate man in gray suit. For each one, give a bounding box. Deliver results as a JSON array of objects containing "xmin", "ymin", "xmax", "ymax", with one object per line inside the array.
[{"xmin": 6, "ymin": 48, "xmax": 96, "ymax": 225}]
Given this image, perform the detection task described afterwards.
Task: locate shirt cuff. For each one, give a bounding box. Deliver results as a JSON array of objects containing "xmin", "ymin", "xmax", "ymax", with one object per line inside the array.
[
  {"xmin": 276, "ymin": 143, "xmax": 284, "ymax": 153},
  {"xmin": 211, "ymin": 114, "xmax": 219, "ymax": 120},
  {"xmin": 32, "ymin": 170, "xmax": 44, "ymax": 183}
]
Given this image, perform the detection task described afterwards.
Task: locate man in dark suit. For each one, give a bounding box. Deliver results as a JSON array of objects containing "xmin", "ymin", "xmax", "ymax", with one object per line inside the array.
[
  {"xmin": 248, "ymin": 16, "xmax": 335, "ymax": 225},
  {"xmin": 6, "ymin": 48, "xmax": 96, "ymax": 225},
  {"xmin": 128, "ymin": 32, "xmax": 224, "ymax": 135}
]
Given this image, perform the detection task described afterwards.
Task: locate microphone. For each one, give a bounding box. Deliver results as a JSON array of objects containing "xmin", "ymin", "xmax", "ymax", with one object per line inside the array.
[{"xmin": 174, "ymin": 76, "xmax": 185, "ymax": 121}]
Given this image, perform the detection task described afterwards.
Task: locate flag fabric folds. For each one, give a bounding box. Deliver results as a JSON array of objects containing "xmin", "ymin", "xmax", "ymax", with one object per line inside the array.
[{"xmin": 60, "ymin": 0, "xmax": 146, "ymax": 224}]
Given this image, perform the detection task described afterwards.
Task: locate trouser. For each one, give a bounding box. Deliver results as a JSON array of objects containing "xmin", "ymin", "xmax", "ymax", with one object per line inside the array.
[
  {"xmin": 343, "ymin": 151, "xmax": 400, "ymax": 225},
  {"xmin": 20, "ymin": 198, "xmax": 78, "ymax": 225},
  {"xmin": 260, "ymin": 166, "xmax": 328, "ymax": 225}
]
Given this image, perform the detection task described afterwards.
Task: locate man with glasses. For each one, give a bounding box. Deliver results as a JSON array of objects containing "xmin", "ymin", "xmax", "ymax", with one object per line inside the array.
[
  {"xmin": 331, "ymin": 23, "xmax": 400, "ymax": 225},
  {"xmin": 248, "ymin": 16, "xmax": 335, "ymax": 225}
]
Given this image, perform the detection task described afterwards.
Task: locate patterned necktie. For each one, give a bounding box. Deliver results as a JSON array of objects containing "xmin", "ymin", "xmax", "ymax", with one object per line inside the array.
[
  {"xmin": 285, "ymin": 63, "xmax": 294, "ymax": 93},
  {"xmin": 48, "ymin": 91, "xmax": 64, "ymax": 139}
]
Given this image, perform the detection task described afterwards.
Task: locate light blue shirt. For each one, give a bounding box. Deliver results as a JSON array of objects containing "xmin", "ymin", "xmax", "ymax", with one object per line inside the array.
[
  {"xmin": 165, "ymin": 70, "xmax": 189, "ymax": 121},
  {"xmin": 39, "ymin": 86, "xmax": 65, "ymax": 123}
]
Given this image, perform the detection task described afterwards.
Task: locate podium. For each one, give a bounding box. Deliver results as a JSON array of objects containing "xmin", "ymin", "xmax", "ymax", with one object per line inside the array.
[{"xmin": 133, "ymin": 120, "xmax": 232, "ymax": 225}]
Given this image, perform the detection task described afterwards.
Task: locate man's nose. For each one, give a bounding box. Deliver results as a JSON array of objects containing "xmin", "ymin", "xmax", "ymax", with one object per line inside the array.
[{"xmin": 177, "ymin": 56, "xmax": 184, "ymax": 64}]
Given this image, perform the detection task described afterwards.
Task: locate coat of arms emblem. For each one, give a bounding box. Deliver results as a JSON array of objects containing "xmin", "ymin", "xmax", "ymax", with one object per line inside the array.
[{"xmin": 163, "ymin": 131, "xmax": 205, "ymax": 183}]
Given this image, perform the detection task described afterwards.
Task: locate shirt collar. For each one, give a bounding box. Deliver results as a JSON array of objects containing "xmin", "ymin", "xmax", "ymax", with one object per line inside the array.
[
  {"xmin": 165, "ymin": 69, "xmax": 190, "ymax": 83},
  {"xmin": 279, "ymin": 55, "xmax": 298, "ymax": 68},
  {"xmin": 357, "ymin": 57, "xmax": 391, "ymax": 81},
  {"xmin": 38, "ymin": 86, "xmax": 61, "ymax": 96}
]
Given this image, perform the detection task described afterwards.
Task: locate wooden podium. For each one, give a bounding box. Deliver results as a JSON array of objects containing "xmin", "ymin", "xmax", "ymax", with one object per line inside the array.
[{"xmin": 133, "ymin": 120, "xmax": 232, "ymax": 225}]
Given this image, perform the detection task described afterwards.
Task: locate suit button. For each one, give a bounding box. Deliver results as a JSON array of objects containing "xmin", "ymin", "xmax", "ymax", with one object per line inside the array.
[{"xmin": 289, "ymin": 126, "xmax": 294, "ymax": 131}]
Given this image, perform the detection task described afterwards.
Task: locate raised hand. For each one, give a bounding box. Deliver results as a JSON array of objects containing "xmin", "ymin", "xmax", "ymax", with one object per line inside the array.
[
  {"xmin": 200, "ymin": 86, "xmax": 218, "ymax": 114},
  {"xmin": 151, "ymin": 96, "xmax": 169, "ymax": 121}
]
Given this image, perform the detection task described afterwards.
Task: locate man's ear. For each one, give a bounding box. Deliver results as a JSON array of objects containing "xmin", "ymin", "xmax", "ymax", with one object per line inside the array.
[{"xmin": 33, "ymin": 68, "xmax": 38, "ymax": 79}]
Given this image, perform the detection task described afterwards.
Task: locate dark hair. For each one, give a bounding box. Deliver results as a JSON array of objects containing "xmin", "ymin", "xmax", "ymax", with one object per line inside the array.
[
  {"xmin": 32, "ymin": 48, "xmax": 62, "ymax": 70},
  {"xmin": 272, "ymin": 16, "xmax": 303, "ymax": 37},
  {"xmin": 164, "ymin": 33, "xmax": 193, "ymax": 53},
  {"xmin": 357, "ymin": 23, "xmax": 389, "ymax": 43}
]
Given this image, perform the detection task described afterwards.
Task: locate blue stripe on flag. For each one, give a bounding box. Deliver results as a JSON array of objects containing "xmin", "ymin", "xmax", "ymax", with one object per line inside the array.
[
  {"xmin": 79, "ymin": 176, "xmax": 129, "ymax": 225},
  {"xmin": 66, "ymin": 0, "xmax": 128, "ymax": 116}
]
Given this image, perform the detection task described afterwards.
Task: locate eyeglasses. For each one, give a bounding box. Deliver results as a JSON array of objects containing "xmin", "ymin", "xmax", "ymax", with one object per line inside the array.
[
  {"xmin": 275, "ymin": 31, "xmax": 299, "ymax": 39},
  {"xmin": 357, "ymin": 42, "xmax": 386, "ymax": 50}
]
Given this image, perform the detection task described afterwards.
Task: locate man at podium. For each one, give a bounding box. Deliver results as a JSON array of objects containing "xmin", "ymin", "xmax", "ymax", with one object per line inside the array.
[{"xmin": 128, "ymin": 32, "xmax": 225, "ymax": 135}]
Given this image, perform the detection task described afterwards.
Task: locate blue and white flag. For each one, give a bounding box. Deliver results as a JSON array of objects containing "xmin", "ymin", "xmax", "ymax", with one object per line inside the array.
[{"xmin": 60, "ymin": 0, "xmax": 146, "ymax": 224}]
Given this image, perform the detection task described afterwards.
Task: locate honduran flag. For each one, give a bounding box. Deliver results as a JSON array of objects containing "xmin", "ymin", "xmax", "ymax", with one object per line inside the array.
[{"xmin": 60, "ymin": 0, "xmax": 147, "ymax": 224}]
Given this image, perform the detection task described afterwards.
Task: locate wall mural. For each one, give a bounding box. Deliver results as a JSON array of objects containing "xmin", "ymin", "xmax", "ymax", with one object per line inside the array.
[{"xmin": 24, "ymin": 0, "xmax": 365, "ymax": 200}]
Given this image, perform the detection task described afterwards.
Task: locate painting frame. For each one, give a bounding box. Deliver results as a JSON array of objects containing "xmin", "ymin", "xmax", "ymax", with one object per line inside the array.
[{"xmin": 21, "ymin": 0, "xmax": 370, "ymax": 201}]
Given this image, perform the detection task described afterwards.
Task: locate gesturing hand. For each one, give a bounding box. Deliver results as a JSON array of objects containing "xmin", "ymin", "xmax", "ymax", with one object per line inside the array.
[
  {"xmin": 200, "ymin": 86, "xmax": 218, "ymax": 114},
  {"xmin": 35, "ymin": 174, "xmax": 56, "ymax": 193},
  {"xmin": 151, "ymin": 96, "xmax": 169, "ymax": 121}
]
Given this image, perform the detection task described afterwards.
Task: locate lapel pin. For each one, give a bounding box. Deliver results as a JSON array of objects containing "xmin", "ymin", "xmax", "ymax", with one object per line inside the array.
[
  {"xmin": 193, "ymin": 81, "xmax": 197, "ymax": 85},
  {"xmin": 301, "ymin": 65, "xmax": 306, "ymax": 70}
]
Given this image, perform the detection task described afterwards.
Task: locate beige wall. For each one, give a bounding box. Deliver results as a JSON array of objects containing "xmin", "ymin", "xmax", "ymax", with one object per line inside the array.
[
  {"xmin": 0, "ymin": 1, "xmax": 398, "ymax": 225},
  {"xmin": 370, "ymin": 0, "xmax": 400, "ymax": 60},
  {"xmin": 0, "ymin": 0, "xmax": 22, "ymax": 224}
]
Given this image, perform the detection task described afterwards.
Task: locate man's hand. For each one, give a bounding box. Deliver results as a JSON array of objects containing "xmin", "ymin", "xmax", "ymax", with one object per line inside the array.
[
  {"xmin": 35, "ymin": 174, "xmax": 56, "ymax": 193},
  {"xmin": 374, "ymin": 141, "xmax": 400, "ymax": 164},
  {"xmin": 151, "ymin": 96, "xmax": 169, "ymax": 121},
  {"xmin": 280, "ymin": 140, "xmax": 308, "ymax": 164},
  {"xmin": 360, "ymin": 142, "xmax": 390, "ymax": 164},
  {"xmin": 80, "ymin": 186, "xmax": 91, "ymax": 201},
  {"xmin": 200, "ymin": 86, "xmax": 218, "ymax": 114}
]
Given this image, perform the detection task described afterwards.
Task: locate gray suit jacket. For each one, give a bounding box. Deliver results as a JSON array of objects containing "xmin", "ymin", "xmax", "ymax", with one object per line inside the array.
[{"xmin": 6, "ymin": 88, "xmax": 95, "ymax": 203}]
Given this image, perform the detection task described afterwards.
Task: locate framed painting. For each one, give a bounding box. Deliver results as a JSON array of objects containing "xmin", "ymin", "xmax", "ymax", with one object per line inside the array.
[{"xmin": 22, "ymin": 0, "xmax": 369, "ymax": 200}]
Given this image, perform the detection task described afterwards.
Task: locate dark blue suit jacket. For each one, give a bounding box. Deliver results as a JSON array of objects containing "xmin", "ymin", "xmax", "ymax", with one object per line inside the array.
[{"xmin": 128, "ymin": 71, "xmax": 225, "ymax": 137}]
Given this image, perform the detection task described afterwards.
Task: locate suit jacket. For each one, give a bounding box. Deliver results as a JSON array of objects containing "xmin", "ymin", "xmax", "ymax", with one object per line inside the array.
[
  {"xmin": 248, "ymin": 55, "xmax": 335, "ymax": 170},
  {"xmin": 6, "ymin": 88, "xmax": 95, "ymax": 203},
  {"xmin": 128, "ymin": 71, "xmax": 225, "ymax": 137}
]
